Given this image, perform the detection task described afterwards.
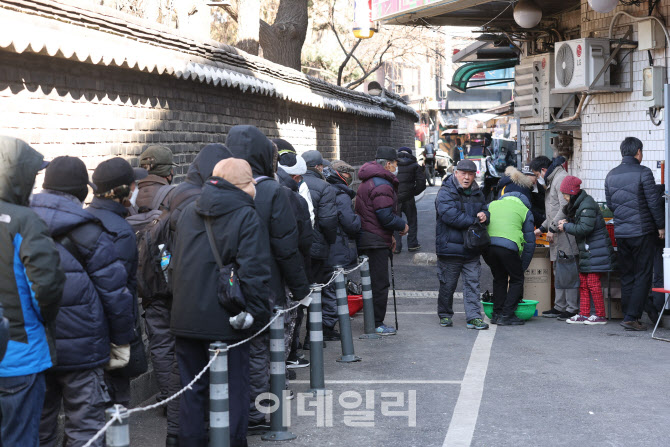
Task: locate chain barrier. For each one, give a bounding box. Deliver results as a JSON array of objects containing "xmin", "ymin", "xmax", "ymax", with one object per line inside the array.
[{"xmin": 82, "ymin": 257, "xmax": 370, "ymax": 445}]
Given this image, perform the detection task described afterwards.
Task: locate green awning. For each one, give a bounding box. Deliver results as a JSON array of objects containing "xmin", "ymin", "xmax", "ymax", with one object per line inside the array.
[{"xmin": 448, "ymin": 59, "xmax": 517, "ymax": 93}]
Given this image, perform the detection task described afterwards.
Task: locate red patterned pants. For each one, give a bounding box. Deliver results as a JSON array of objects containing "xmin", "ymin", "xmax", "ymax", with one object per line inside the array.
[{"xmin": 579, "ymin": 272, "xmax": 606, "ymax": 317}]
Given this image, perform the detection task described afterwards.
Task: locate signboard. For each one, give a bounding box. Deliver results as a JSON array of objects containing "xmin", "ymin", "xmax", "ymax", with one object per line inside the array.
[{"xmin": 371, "ymin": 0, "xmax": 450, "ymax": 21}]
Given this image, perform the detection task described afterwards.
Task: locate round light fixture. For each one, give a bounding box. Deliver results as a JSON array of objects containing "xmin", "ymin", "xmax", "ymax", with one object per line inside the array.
[
  {"xmin": 587, "ymin": 0, "xmax": 619, "ymax": 13},
  {"xmin": 513, "ymin": 0, "xmax": 542, "ymax": 29}
]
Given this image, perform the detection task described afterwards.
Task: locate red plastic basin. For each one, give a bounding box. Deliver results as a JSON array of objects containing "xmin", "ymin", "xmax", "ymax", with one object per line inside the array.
[{"xmin": 348, "ymin": 295, "xmax": 363, "ymax": 316}]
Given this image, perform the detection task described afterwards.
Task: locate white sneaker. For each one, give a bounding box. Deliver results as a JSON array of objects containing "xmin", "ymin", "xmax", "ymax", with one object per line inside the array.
[
  {"xmin": 566, "ymin": 314, "xmax": 589, "ymax": 324},
  {"xmin": 584, "ymin": 315, "xmax": 607, "ymax": 325}
]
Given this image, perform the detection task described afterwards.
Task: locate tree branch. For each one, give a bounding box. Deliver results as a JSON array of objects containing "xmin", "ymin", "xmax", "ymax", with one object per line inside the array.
[{"xmin": 345, "ymin": 40, "xmax": 392, "ymax": 89}]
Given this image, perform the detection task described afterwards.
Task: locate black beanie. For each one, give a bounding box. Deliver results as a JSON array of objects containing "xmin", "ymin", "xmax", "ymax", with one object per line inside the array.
[
  {"xmin": 92, "ymin": 157, "xmax": 135, "ymax": 194},
  {"xmin": 43, "ymin": 156, "xmax": 94, "ymax": 202}
]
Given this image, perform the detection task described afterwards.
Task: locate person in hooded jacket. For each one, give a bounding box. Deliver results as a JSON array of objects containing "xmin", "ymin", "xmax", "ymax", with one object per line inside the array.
[
  {"xmin": 274, "ymin": 141, "xmax": 313, "ymax": 370},
  {"xmin": 484, "ymin": 182, "xmax": 536, "ymax": 326},
  {"xmin": 136, "ymin": 145, "xmax": 177, "ymax": 212},
  {"xmin": 393, "ymin": 147, "xmax": 426, "ymax": 253},
  {"xmin": 300, "ymin": 150, "xmax": 341, "ymax": 341},
  {"xmin": 557, "ymin": 176, "xmax": 615, "ymax": 325},
  {"xmin": 87, "ymin": 158, "xmax": 142, "ymax": 410},
  {"xmin": 531, "ymin": 156, "xmax": 580, "ymax": 320},
  {"xmin": 31, "ymin": 156, "xmax": 134, "ymax": 447},
  {"xmin": 171, "ymin": 158, "xmax": 272, "ymax": 447},
  {"xmin": 355, "ymin": 147, "xmax": 409, "ymax": 335},
  {"xmin": 0, "ymin": 137, "xmax": 64, "ymax": 447},
  {"xmin": 324, "ymin": 160, "xmax": 361, "ymax": 268},
  {"xmin": 227, "ymin": 125, "xmax": 310, "ymax": 430}
]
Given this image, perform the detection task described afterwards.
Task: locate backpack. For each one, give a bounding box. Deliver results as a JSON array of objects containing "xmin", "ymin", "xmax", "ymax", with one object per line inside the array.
[{"xmin": 126, "ymin": 185, "xmax": 175, "ymax": 303}]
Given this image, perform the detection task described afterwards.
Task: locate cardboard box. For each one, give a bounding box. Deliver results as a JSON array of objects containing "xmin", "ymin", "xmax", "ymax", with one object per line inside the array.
[
  {"xmin": 602, "ymin": 272, "xmax": 624, "ymax": 319},
  {"xmin": 524, "ymin": 246, "xmax": 552, "ymax": 314}
]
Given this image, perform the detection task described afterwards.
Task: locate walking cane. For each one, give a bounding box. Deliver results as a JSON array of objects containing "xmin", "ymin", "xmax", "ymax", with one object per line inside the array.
[{"xmin": 389, "ymin": 252, "xmax": 399, "ymax": 330}]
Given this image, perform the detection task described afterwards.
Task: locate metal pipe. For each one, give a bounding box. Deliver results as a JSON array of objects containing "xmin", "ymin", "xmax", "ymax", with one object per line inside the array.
[{"xmin": 552, "ymin": 92, "xmax": 589, "ymax": 123}]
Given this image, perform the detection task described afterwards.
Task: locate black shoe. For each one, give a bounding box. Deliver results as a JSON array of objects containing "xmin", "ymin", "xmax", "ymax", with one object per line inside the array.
[
  {"xmin": 498, "ymin": 315, "xmax": 525, "ymax": 325},
  {"xmin": 323, "ymin": 327, "xmax": 341, "ymax": 341},
  {"xmin": 542, "ymin": 308, "xmax": 562, "ymax": 318},
  {"xmin": 286, "ymin": 357, "xmax": 310, "ymax": 369},
  {"xmin": 490, "ymin": 313, "xmax": 500, "ymax": 325},
  {"xmin": 408, "ymin": 245, "xmax": 422, "ymax": 252},
  {"xmin": 166, "ymin": 434, "xmax": 179, "ymax": 446},
  {"xmin": 557, "ymin": 311, "xmax": 577, "ymax": 321},
  {"xmin": 287, "ymin": 368, "xmax": 296, "ymax": 380},
  {"xmin": 248, "ymin": 419, "xmax": 271, "ymax": 434}
]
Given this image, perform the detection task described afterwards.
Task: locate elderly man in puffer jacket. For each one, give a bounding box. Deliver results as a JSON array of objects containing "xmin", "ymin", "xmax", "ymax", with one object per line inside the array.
[
  {"xmin": 301, "ymin": 150, "xmax": 341, "ymax": 341},
  {"xmin": 325, "ymin": 160, "xmax": 361, "ymax": 269},
  {"xmin": 0, "ymin": 137, "xmax": 65, "ymax": 447},
  {"xmin": 32, "ymin": 156, "xmax": 134, "ymax": 447},
  {"xmin": 435, "ymin": 160, "xmax": 489, "ymax": 330},
  {"xmin": 484, "ymin": 181, "xmax": 536, "ymax": 326},
  {"xmin": 605, "ymin": 137, "xmax": 664, "ymax": 331}
]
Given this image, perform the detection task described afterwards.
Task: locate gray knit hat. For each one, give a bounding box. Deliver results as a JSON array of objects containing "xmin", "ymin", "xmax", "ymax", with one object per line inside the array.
[{"xmin": 301, "ymin": 150, "xmax": 324, "ymax": 167}]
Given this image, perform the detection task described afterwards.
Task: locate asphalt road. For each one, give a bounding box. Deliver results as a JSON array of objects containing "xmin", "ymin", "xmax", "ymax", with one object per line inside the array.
[{"xmin": 128, "ymin": 182, "xmax": 670, "ymax": 447}]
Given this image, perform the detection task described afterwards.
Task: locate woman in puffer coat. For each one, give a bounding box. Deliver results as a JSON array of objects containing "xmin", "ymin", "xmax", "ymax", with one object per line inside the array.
[
  {"xmin": 324, "ymin": 160, "xmax": 361, "ymax": 268},
  {"xmin": 558, "ymin": 176, "xmax": 616, "ymax": 325}
]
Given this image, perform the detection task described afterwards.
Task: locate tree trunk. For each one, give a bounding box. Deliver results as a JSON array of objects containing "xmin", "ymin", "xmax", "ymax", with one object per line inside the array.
[
  {"xmin": 236, "ymin": 0, "xmax": 260, "ymax": 56},
  {"xmin": 259, "ymin": 0, "xmax": 308, "ymax": 71}
]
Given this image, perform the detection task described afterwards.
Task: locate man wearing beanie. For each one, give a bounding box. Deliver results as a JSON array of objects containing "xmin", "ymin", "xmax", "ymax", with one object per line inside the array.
[
  {"xmin": 300, "ymin": 149, "xmax": 341, "ymax": 341},
  {"xmin": 557, "ymin": 175, "xmax": 615, "ymax": 325},
  {"xmin": 605, "ymin": 137, "xmax": 664, "ymax": 331},
  {"xmin": 136, "ymin": 144, "xmax": 177, "ymax": 211},
  {"xmin": 32, "ymin": 156, "xmax": 135, "ymax": 446},
  {"xmin": 355, "ymin": 147, "xmax": 409, "ymax": 335},
  {"xmin": 87, "ymin": 158, "xmax": 149, "ymax": 422},
  {"xmin": 274, "ymin": 139, "xmax": 314, "ymax": 372},
  {"xmin": 394, "ymin": 147, "xmax": 426, "ymax": 253},
  {"xmin": 483, "ymin": 175, "xmax": 536, "ymax": 326},
  {"xmin": 324, "ymin": 160, "xmax": 361, "ymax": 270},
  {"xmin": 171, "ymin": 157, "xmax": 272, "ymax": 446},
  {"xmin": 227, "ymin": 125, "xmax": 310, "ymax": 431},
  {"xmin": 0, "ymin": 137, "xmax": 64, "ymax": 446}
]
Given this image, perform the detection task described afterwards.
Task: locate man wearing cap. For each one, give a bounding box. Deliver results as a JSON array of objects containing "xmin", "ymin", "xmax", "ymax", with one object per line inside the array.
[
  {"xmin": 136, "ymin": 144, "xmax": 177, "ymax": 211},
  {"xmin": 435, "ymin": 160, "xmax": 490, "ymax": 330},
  {"xmin": 355, "ymin": 147, "xmax": 409, "ymax": 335},
  {"xmin": 394, "ymin": 147, "xmax": 426, "ymax": 253},
  {"xmin": 0, "ymin": 137, "xmax": 65, "ymax": 446},
  {"xmin": 32, "ymin": 156, "xmax": 134, "ymax": 446},
  {"xmin": 87, "ymin": 158, "xmax": 146, "ymax": 411},
  {"xmin": 300, "ymin": 149, "xmax": 341, "ymax": 341}
]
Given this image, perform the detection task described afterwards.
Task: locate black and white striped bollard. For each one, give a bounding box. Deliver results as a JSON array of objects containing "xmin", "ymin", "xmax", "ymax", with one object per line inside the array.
[
  {"xmin": 358, "ymin": 256, "xmax": 381, "ymax": 340},
  {"xmin": 334, "ymin": 268, "xmax": 362, "ymax": 363},
  {"xmin": 308, "ymin": 286, "xmax": 328, "ymax": 395},
  {"xmin": 209, "ymin": 341, "xmax": 229, "ymax": 447},
  {"xmin": 105, "ymin": 405, "xmax": 129, "ymax": 447}
]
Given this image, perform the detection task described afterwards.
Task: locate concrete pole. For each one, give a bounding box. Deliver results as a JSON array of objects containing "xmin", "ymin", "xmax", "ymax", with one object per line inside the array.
[
  {"xmin": 358, "ymin": 256, "xmax": 381, "ymax": 340},
  {"xmin": 334, "ymin": 268, "xmax": 362, "ymax": 363},
  {"xmin": 105, "ymin": 405, "xmax": 129, "ymax": 447},
  {"xmin": 308, "ymin": 286, "xmax": 328, "ymax": 395},
  {"xmin": 209, "ymin": 342, "xmax": 229, "ymax": 447},
  {"xmin": 262, "ymin": 307, "xmax": 297, "ymax": 441}
]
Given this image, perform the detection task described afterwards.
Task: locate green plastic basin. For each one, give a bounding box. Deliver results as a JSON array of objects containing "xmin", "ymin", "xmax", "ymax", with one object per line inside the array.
[{"xmin": 481, "ymin": 300, "xmax": 539, "ymax": 320}]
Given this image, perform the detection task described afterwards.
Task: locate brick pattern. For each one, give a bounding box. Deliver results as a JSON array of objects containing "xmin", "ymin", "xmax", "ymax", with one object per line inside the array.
[{"xmin": 0, "ymin": 52, "xmax": 415, "ymax": 183}]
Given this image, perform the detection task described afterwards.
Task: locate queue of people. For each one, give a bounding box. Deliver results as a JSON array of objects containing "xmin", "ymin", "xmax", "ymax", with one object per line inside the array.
[{"xmin": 0, "ymin": 131, "xmax": 429, "ymax": 447}]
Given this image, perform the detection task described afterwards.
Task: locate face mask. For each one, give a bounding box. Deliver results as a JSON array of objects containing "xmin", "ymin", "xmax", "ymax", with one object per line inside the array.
[
  {"xmin": 392, "ymin": 167, "xmax": 398, "ymax": 176},
  {"xmin": 129, "ymin": 187, "xmax": 139, "ymax": 207},
  {"xmin": 537, "ymin": 176, "xmax": 545, "ymax": 186}
]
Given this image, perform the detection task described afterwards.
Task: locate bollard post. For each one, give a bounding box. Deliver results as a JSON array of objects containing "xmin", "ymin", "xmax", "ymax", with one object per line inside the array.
[
  {"xmin": 105, "ymin": 405, "xmax": 129, "ymax": 447},
  {"xmin": 209, "ymin": 341, "xmax": 229, "ymax": 447},
  {"xmin": 262, "ymin": 307, "xmax": 297, "ymax": 441},
  {"xmin": 358, "ymin": 256, "xmax": 381, "ymax": 340},
  {"xmin": 308, "ymin": 286, "xmax": 330, "ymax": 396},
  {"xmin": 334, "ymin": 268, "xmax": 362, "ymax": 363}
]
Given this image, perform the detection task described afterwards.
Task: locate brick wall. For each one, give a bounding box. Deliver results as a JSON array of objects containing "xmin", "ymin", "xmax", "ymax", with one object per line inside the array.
[
  {"xmin": 570, "ymin": 0, "xmax": 667, "ymax": 200},
  {"xmin": 0, "ymin": 51, "xmax": 415, "ymax": 183}
]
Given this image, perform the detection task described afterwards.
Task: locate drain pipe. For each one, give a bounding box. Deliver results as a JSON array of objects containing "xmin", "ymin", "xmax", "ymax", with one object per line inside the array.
[{"xmin": 552, "ymin": 92, "xmax": 589, "ymax": 123}]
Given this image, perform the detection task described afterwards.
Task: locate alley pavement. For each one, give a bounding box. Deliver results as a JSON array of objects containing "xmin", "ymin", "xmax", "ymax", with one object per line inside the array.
[{"xmin": 129, "ymin": 182, "xmax": 670, "ymax": 446}]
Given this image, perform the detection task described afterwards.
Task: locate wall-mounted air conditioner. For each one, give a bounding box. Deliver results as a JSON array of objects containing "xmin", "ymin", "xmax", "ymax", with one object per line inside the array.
[
  {"xmin": 553, "ymin": 38, "xmax": 610, "ymax": 93},
  {"xmin": 515, "ymin": 53, "xmax": 571, "ymax": 124}
]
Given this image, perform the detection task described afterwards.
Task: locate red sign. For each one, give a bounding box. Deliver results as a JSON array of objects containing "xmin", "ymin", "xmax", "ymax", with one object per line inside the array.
[
  {"xmin": 576, "ymin": 44, "xmax": 582, "ymax": 57},
  {"xmin": 542, "ymin": 58, "xmax": 546, "ymax": 69}
]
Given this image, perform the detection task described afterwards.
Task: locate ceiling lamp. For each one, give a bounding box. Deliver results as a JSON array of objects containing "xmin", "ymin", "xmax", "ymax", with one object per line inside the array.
[
  {"xmin": 587, "ymin": 0, "xmax": 619, "ymax": 13},
  {"xmin": 513, "ymin": 0, "xmax": 542, "ymax": 29}
]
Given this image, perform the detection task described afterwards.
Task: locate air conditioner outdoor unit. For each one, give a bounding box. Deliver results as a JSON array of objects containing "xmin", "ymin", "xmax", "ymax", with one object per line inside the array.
[
  {"xmin": 553, "ymin": 38, "xmax": 610, "ymax": 93},
  {"xmin": 514, "ymin": 53, "xmax": 571, "ymax": 124}
]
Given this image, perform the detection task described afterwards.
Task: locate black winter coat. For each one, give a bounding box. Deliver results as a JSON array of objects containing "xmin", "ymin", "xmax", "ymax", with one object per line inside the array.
[
  {"xmin": 325, "ymin": 179, "xmax": 361, "ymax": 268},
  {"xmin": 32, "ymin": 192, "xmax": 135, "ymax": 371},
  {"xmin": 302, "ymin": 168, "xmax": 338, "ymax": 260},
  {"xmin": 563, "ymin": 191, "xmax": 616, "ymax": 273},
  {"xmin": 0, "ymin": 138, "xmax": 64, "ymax": 377},
  {"xmin": 228, "ymin": 125, "xmax": 310, "ymax": 303},
  {"xmin": 605, "ymin": 156, "xmax": 664, "ymax": 238},
  {"xmin": 397, "ymin": 151, "xmax": 426, "ymax": 203},
  {"xmin": 170, "ymin": 179, "xmax": 273, "ymax": 340},
  {"xmin": 435, "ymin": 174, "xmax": 488, "ymax": 258},
  {"xmin": 277, "ymin": 168, "xmax": 313, "ymax": 261}
]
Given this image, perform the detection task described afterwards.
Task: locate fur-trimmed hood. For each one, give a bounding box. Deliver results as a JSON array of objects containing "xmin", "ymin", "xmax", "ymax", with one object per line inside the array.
[{"xmin": 504, "ymin": 166, "xmax": 534, "ymax": 189}]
